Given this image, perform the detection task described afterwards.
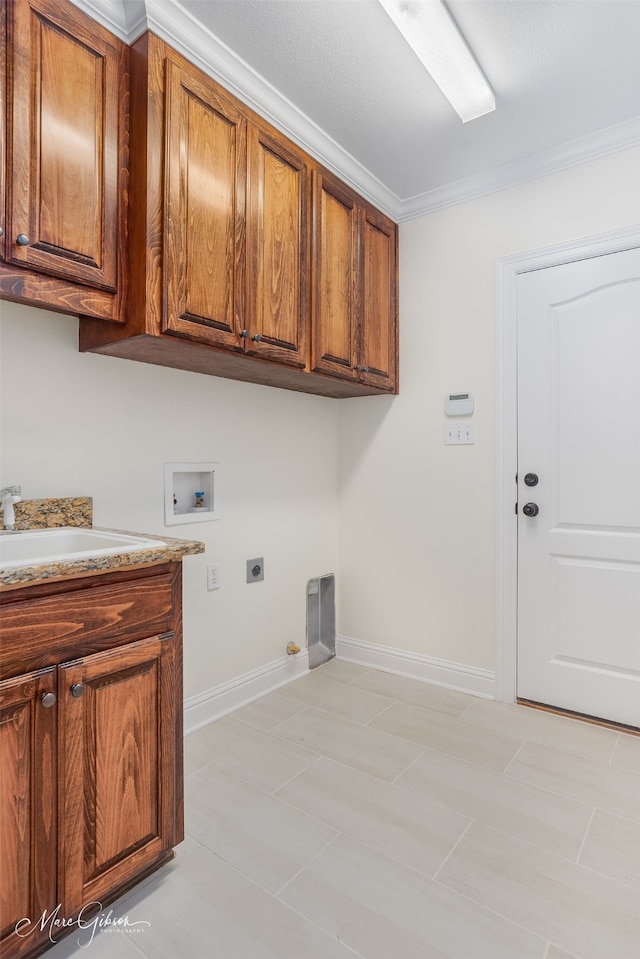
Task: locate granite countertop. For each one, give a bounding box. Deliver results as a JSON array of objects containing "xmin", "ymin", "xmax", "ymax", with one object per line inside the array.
[{"xmin": 0, "ymin": 497, "xmax": 205, "ymax": 589}]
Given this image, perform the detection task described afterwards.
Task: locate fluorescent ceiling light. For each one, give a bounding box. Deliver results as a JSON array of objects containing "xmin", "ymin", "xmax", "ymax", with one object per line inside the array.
[{"xmin": 379, "ymin": 0, "xmax": 496, "ymax": 122}]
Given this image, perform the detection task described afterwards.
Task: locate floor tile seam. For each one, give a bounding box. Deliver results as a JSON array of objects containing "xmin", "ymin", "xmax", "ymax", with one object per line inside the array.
[
  {"xmin": 317, "ymin": 827, "xmax": 472, "ymax": 888},
  {"xmin": 183, "ymin": 758, "xmax": 214, "ymax": 781},
  {"xmin": 267, "ymin": 753, "xmax": 324, "ymax": 795},
  {"xmin": 273, "ymin": 832, "xmax": 342, "ymax": 900},
  {"xmin": 435, "ymin": 864, "xmax": 640, "ymax": 956},
  {"xmin": 504, "ymin": 767, "xmax": 640, "ymax": 823},
  {"xmin": 502, "ymin": 737, "xmax": 528, "ymax": 775},
  {"xmin": 375, "ymin": 734, "xmax": 525, "ymax": 777},
  {"xmin": 393, "ymin": 740, "xmax": 597, "ymax": 816},
  {"xmin": 457, "ymin": 709, "xmax": 622, "ymax": 761},
  {"xmin": 430, "ymin": 873, "xmax": 554, "ymax": 956},
  {"xmin": 513, "ymin": 733, "xmax": 640, "ymax": 772},
  {"xmin": 574, "ymin": 806, "xmax": 597, "ymax": 866},
  {"xmin": 439, "ymin": 816, "xmax": 640, "ymax": 894},
  {"xmin": 388, "ymin": 772, "xmax": 596, "ymax": 857},
  {"xmin": 432, "ymin": 818, "xmax": 475, "ymax": 881},
  {"xmin": 272, "ymin": 754, "xmax": 474, "ymax": 840},
  {"xmin": 229, "ymin": 702, "xmax": 309, "ymax": 733},
  {"xmin": 266, "ymin": 703, "xmax": 316, "ymax": 733},
  {"xmin": 188, "ymin": 754, "xmax": 328, "ymax": 802},
  {"xmin": 387, "ymin": 745, "xmax": 429, "ymax": 785},
  {"xmin": 274, "ymin": 886, "xmax": 370, "ymax": 959}
]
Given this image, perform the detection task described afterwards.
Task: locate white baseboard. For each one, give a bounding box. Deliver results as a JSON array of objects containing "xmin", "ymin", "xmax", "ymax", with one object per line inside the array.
[
  {"xmin": 184, "ymin": 649, "xmax": 309, "ymax": 735},
  {"xmin": 337, "ymin": 634, "xmax": 496, "ymax": 700}
]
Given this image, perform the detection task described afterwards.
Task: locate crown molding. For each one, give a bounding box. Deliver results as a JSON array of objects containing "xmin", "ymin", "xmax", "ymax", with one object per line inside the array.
[
  {"xmin": 68, "ymin": 1, "xmax": 640, "ymax": 224},
  {"xmin": 396, "ymin": 116, "xmax": 640, "ymax": 221}
]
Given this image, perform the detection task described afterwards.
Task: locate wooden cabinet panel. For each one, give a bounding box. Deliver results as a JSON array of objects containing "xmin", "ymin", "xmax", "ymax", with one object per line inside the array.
[
  {"xmin": 246, "ymin": 125, "xmax": 309, "ymax": 367},
  {"xmin": 58, "ymin": 635, "xmax": 175, "ymax": 913},
  {"xmin": 164, "ymin": 58, "xmax": 246, "ymax": 349},
  {"xmin": 312, "ymin": 171, "xmax": 358, "ymax": 379},
  {"xmin": 360, "ymin": 207, "xmax": 397, "ymax": 392},
  {"xmin": 4, "ymin": 0, "xmax": 125, "ymax": 297},
  {"xmin": 0, "ymin": 668, "xmax": 56, "ymax": 959},
  {"xmin": 0, "ymin": 570, "xmax": 174, "ymax": 679}
]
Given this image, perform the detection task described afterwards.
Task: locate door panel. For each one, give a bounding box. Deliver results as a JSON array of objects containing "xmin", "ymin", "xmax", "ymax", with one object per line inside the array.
[
  {"xmin": 517, "ymin": 249, "xmax": 640, "ymax": 726},
  {"xmin": 58, "ymin": 636, "xmax": 175, "ymax": 913},
  {"xmin": 360, "ymin": 208, "xmax": 397, "ymax": 391},
  {"xmin": 164, "ymin": 58, "xmax": 246, "ymax": 349},
  {"xmin": 0, "ymin": 668, "xmax": 56, "ymax": 958},
  {"xmin": 311, "ymin": 171, "xmax": 358, "ymax": 379},
  {"xmin": 246, "ymin": 125, "xmax": 308, "ymax": 367},
  {"xmin": 8, "ymin": 0, "xmax": 121, "ymax": 289}
]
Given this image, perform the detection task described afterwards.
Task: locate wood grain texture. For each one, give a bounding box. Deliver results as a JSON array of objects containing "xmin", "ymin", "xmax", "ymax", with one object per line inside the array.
[
  {"xmin": 311, "ymin": 170, "xmax": 358, "ymax": 378},
  {"xmin": 0, "ymin": 668, "xmax": 57, "ymax": 959},
  {"xmin": 0, "ymin": 561, "xmax": 184, "ymax": 959},
  {"xmin": 75, "ymin": 28, "xmax": 398, "ymax": 394},
  {"xmin": 246, "ymin": 123, "xmax": 309, "ymax": 367},
  {"xmin": 0, "ymin": 571, "xmax": 173, "ymax": 679},
  {"xmin": 360, "ymin": 206, "xmax": 398, "ymax": 393},
  {"xmin": 58, "ymin": 634, "xmax": 175, "ymax": 912},
  {"xmin": 163, "ymin": 57, "xmax": 246, "ymax": 348},
  {"xmin": 3, "ymin": 0, "xmax": 128, "ymax": 319}
]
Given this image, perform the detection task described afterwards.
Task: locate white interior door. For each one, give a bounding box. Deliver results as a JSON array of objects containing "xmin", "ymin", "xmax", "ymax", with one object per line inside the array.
[{"xmin": 517, "ymin": 248, "xmax": 640, "ymax": 727}]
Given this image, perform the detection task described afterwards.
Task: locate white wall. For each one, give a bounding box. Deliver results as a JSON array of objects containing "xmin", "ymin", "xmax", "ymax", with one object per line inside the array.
[
  {"xmin": 337, "ymin": 148, "xmax": 640, "ymax": 676},
  {"xmin": 2, "ymin": 148, "xmax": 639, "ymax": 702},
  {"xmin": 0, "ymin": 305, "xmax": 338, "ymax": 700}
]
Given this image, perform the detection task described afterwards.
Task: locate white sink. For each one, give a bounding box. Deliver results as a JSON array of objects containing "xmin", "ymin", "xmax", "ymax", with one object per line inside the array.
[{"xmin": 0, "ymin": 527, "xmax": 167, "ymax": 570}]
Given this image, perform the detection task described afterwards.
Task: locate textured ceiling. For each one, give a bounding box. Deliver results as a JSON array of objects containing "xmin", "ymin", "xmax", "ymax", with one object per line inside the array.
[{"xmin": 174, "ymin": 0, "xmax": 640, "ymax": 204}]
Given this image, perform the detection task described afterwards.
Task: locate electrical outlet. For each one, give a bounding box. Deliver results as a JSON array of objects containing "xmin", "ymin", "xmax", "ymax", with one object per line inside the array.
[
  {"xmin": 207, "ymin": 562, "xmax": 221, "ymax": 590},
  {"xmin": 444, "ymin": 422, "xmax": 475, "ymax": 445},
  {"xmin": 246, "ymin": 557, "xmax": 264, "ymax": 583}
]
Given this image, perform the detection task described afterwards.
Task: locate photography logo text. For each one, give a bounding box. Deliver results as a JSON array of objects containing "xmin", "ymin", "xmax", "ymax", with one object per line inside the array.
[{"xmin": 15, "ymin": 902, "xmax": 151, "ymax": 947}]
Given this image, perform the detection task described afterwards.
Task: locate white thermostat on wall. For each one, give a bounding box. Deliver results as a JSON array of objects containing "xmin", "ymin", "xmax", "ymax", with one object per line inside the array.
[{"xmin": 445, "ymin": 392, "xmax": 474, "ymax": 416}]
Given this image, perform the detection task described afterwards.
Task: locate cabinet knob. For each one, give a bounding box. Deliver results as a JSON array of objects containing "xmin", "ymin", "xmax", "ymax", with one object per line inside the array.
[
  {"xmin": 239, "ymin": 329, "xmax": 249, "ymax": 339},
  {"xmin": 0, "ymin": 226, "xmax": 3, "ymax": 237},
  {"xmin": 252, "ymin": 334, "xmax": 262, "ymax": 343},
  {"xmin": 70, "ymin": 683, "xmax": 85, "ymax": 698},
  {"xmin": 16, "ymin": 233, "xmax": 30, "ymax": 246},
  {"xmin": 41, "ymin": 692, "xmax": 57, "ymax": 708}
]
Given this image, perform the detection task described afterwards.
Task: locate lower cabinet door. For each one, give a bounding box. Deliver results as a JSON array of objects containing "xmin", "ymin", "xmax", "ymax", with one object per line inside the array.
[
  {"xmin": 0, "ymin": 668, "xmax": 57, "ymax": 959},
  {"xmin": 57, "ymin": 635, "xmax": 177, "ymax": 915}
]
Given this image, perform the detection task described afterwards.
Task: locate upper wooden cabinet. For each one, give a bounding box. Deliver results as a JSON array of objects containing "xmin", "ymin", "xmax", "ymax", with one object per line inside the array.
[
  {"xmin": 312, "ymin": 170, "xmax": 398, "ymax": 393},
  {"xmin": 163, "ymin": 56, "xmax": 246, "ymax": 351},
  {"xmin": 80, "ymin": 31, "xmax": 397, "ymax": 396},
  {"xmin": 0, "ymin": 0, "xmax": 128, "ymax": 320},
  {"xmin": 245, "ymin": 123, "xmax": 309, "ymax": 368}
]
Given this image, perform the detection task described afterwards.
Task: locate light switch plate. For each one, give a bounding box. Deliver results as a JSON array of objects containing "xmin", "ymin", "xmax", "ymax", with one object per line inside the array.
[{"xmin": 445, "ymin": 422, "xmax": 475, "ymax": 445}]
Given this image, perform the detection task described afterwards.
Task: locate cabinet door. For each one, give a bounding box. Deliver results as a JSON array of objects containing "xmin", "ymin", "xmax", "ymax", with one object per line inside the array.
[
  {"xmin": 359, "ymin": 207, "xmax": 398, "ymax": 393},
  {"xmin": 0, "ymin": 668, "xmax": 57, "ymax": 959},
  {"xmin": 58, "ymin": 635, "xmax": 177, "ymax": 914},
  {"xmin": 246, "ymin": 123, "xmax": 309, "ymax": 367},
  {"xmin": 163, "ymin": 58, "xmax": 246, "ymax": 350},
  {"xmin": 311, "ymin": 171, "xmax": 359, "ymax": 380},
  {"xmin": 5, "ymin": 0, "xmax": 123, "ymax": 290}
]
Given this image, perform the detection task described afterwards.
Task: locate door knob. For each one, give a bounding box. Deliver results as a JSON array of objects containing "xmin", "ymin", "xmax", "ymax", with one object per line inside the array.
[
  {"xmin": 524, "ymin": 473, "xmax": 539, "ymax": 487},
  {"xmin": 16, "ymin": 233, "xmax": 30, "ymax": 246},
  {"xmin": 41, "ymin": 692, "xmax": 56, "ymax": 708},
  {"xmin": 522, "ymin": 502, "xmax": 539, "ymax": 517}
]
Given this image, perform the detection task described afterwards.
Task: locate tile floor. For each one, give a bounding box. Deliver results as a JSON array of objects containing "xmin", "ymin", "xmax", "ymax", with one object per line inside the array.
[{"xmin": 47, "ymin": 660, "xmax": 640, "ymax": 959}]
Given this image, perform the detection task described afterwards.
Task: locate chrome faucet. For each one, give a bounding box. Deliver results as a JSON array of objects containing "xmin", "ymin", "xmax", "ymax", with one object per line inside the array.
[{"xmin": 0, "ymin": 485, "xmax": 22, "ymax": 530}]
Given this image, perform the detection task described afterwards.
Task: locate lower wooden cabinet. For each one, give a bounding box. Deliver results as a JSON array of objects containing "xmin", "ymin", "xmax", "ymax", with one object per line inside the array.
[
  {"xmin": 0, "ymin": 563, "xmax": 183, "ymax": 959},
  {"xmin": 0, "ymin": 668, "xmax": 57, "ymax": 959}
]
